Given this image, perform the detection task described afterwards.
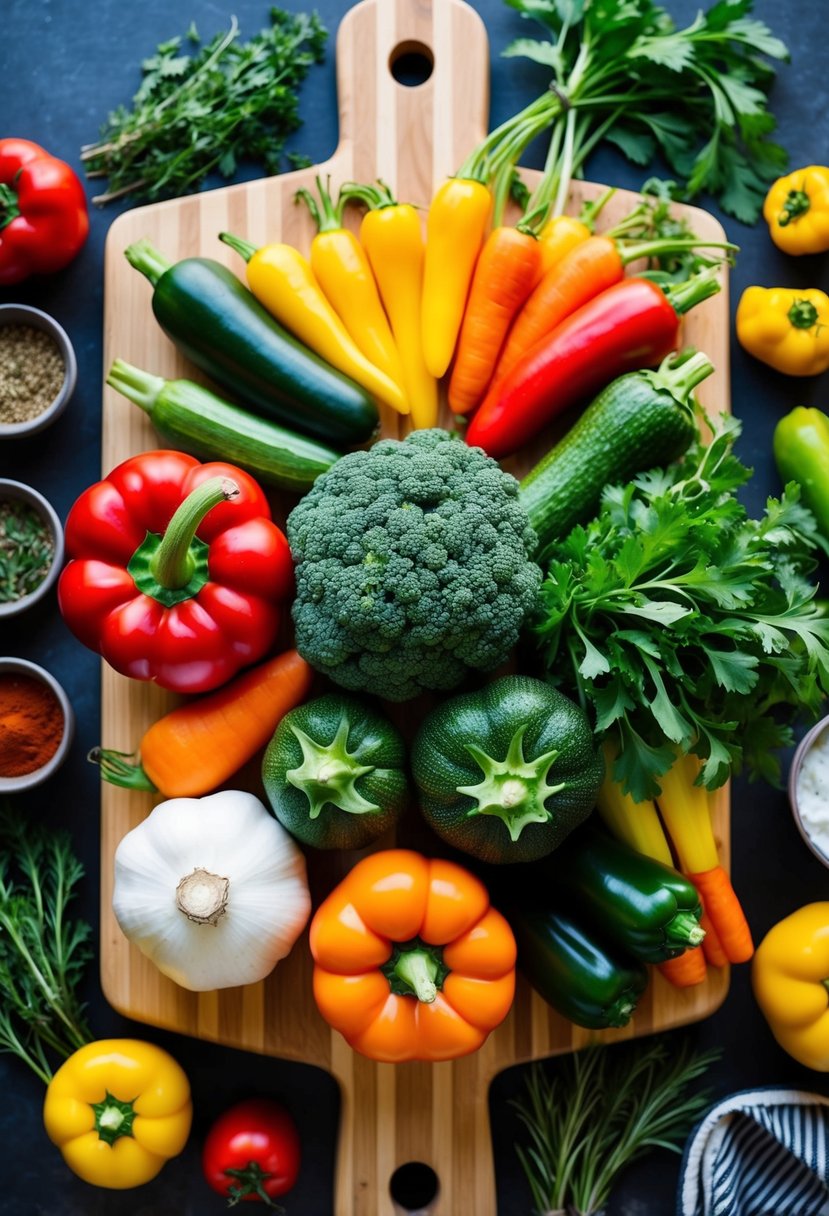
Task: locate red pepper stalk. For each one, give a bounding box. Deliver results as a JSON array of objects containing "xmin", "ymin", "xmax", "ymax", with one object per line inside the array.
[
  {"xmin": 465, "ymin": 269, "xmax": 721, "ymax": 460},
  {"xmin": 58, "ymin": 451, "xmax": 292, "ymax": 694},
  {"xmin": 0, "ymin": 138, "xmax": 89, "ymax": 285}
]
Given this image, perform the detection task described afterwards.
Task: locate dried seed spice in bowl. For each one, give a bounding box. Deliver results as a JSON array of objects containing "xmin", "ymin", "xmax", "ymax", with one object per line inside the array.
[{"xmin": 0, "ymin": 304, "xmax": 77, "ymax": 437}]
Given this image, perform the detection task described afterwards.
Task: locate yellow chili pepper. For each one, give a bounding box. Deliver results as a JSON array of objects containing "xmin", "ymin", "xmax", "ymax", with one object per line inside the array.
[
  {"xmin": 764, "ymin": 166, "xmax": 829, "ymax": 256},
  {"xmin": 534, "ymin": 214, "xmax": 592, "ymax": 282},
  {"xmin": 219, "ymin": 232, "xmax": 406, "ymax": 415},
  {"xmin": 343, "ymin": 181, "xmax": 438, "ymax": 429},
  {"xmin": 595, "ymin": 742, "xmax": 674, "ymax": 866},
  {"xmin": 736, "ymin": 286, "xmax": 829, "ymax": 376},
  {"xmin": 753, "ymin": 903, "xmax": 829, "ymax": 1071},
  {"xmin": 421, "ymin": 176, "xmax": 492, "ymax": 378},
  {"xmin": 43, "ymin": 1038, "xmax": 192, "ymax": 1188},
  {"xmin": 296, "ymin": 177, "xmax": 408, "ymax": 414}
]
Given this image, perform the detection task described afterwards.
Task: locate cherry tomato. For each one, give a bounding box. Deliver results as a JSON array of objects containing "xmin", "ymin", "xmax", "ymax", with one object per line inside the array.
[{"xmin": 202, "ymin": 1099, "xmax": 300, "ymax": 1206}]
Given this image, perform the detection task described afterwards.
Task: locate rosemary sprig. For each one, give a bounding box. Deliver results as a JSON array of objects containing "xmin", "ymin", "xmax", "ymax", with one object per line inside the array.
[
  {"xmin": 0, "ymin": 806, "xmax": 92, "ymax": 1083},
  {"xmin": 513, "ymin": 1039, "xmax": 719, "ymax": 1216},
  {"xmin": 0, "ymin": 500, "xmax": 54, "ymax": 603},
  {"xmin": 81, "ymin": 8, "xmax": 327, "ymax": 205}
]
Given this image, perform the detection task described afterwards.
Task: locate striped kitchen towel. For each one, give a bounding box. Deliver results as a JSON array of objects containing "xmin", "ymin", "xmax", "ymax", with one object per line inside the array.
[{"xmin": 678, "ymin": 1088, "xmax": 829, "ymax": 1216}]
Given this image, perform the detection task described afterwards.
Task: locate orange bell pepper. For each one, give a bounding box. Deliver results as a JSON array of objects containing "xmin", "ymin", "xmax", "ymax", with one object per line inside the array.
[{"xmin": 310, "ymin": 849, "xmax": 516, "ymax": 1062}]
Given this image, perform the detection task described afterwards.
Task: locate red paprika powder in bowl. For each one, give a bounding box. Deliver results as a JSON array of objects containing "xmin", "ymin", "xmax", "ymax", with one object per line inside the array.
[{"xmin": 0, "ymin": 658, "xmax": 74, "ymax": 791}]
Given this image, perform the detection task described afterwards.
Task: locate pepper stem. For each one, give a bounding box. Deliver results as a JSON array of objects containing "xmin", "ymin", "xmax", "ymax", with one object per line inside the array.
[
  {"xmin": 88, "ymin": 746, "xmax": 157, "ymax": 792},
  {"xmin": 665, "ymin": 911, "xmax": 706, "ymax": 949},
  {"xmin": 219, "ymin": 231, "xmax": 258, "ymax": 262},
  {"xmin": 788, "ymin": 299, "xmax": 820, "ymax": 330},
  {"xmin": 296, "ymin": 174, "xmax": 345, "ymax": 232},
  {"xmin": 90, "ymin": 1092, "xmax": 137, "ymax": 1147},
  {"xmin": 779, "ymin": 188, "xmax": 811, "ymax": 227},
  {"xmin": 176, "ymin": 867, "xmax": 229, "ymax": 926},
  {"xmin": 0, "ymin": 182, "xmax": 20, "ymax": 231},
  {"xmin": 665, "ymin": 267, "xmax": 721, "ymax": 316},
  {"xmin": 151, "ymin": 477, "xmax": 238, "ymax": 590},
  {"xmin": 124, "ymin": 238, "xmax": 173, "ymax": 287},
  {"xmin": 393, "ymin": 949, "xmax": 439, "ymax": 1004}
]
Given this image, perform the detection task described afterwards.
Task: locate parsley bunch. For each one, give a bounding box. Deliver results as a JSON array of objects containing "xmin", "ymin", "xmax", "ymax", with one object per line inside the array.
[
  {"xmin": 504, "ymin": 0, "xmax": 789, "ymax": 223},
  {"xmin": 82, "ymin": 9, "xmax": 327, "ymax": 205},
  {"xmin": 531, "ymin": 416, "xmax": 829, "ymax": 800}
]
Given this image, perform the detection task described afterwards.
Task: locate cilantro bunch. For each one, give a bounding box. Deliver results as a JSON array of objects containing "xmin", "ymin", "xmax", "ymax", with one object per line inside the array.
[
  {"xmin": 82, "ymin": 9, "xmax": 327, "ymax": 205},
  {"xmin": 531, "ymin": 417, "xmax": 829, "ymax": 800},
  {"xmin": 504, "ymin": 0, "xmax": 789, "ymax": 223}
]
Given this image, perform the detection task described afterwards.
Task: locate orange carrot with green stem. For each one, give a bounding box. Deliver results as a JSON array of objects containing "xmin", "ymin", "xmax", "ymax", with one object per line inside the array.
[
  {"xmin": 90, "ymin": 649, "xmax": 313, "ymax": 799},
  {"xmin": 656, "ymin": 750, "xmax": 754, "ymax": 965}
]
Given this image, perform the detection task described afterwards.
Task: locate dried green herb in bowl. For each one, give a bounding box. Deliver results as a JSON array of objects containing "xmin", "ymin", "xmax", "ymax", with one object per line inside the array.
[{"xmin": 0, "ymin": 480, "xmax": 64, "ymax": 616}]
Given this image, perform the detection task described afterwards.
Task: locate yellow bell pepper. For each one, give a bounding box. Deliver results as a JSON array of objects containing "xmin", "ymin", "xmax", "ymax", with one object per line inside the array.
[
  {"xmin": 753, "ymin": 903, "xmax": 829, "ymax": 1071},
  {"xmin": 763, "ymin": 166, "xmax": 829, "ymax": 256},
  {"xmin": 43, "ymin": 1039, "xmax": 192, "ymax": 1188},
  {"xmin": 736, "ymin": 286, "xmax": 829, "ymax": 376}
]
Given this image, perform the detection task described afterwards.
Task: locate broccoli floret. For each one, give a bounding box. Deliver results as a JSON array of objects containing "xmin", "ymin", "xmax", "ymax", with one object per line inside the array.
[{"xmin": 287, "ymin": 429, "xmax": 542, "ymax": 701}]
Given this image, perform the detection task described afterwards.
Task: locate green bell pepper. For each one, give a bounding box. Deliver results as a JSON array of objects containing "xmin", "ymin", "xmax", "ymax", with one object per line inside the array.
[
  {"xmin": 545, "ymin": 825, "xmax": 705, "ymax": 963},
  {"xmin": 262, "ymin": 693, "xmax": 408, "ymax": 849},
  {"xmin": 774, "ymin": 406, "xmax": 829, "ymax": 538},
  {"xmin": 411, "ymin": 675, "xmax": 604, "ymax": 865},
  {"xmin": 510, "ymin": 903, "xmax": 649, "ymax": 1029}
]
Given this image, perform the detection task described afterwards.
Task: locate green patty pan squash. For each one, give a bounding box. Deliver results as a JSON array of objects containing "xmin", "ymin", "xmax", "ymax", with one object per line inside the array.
[
  {"xmin": 262, "ymin": 693, "xmax": 408, "ymax": 850},
  {"xmin": 411, "ymin": 675, "xmax": 603, "ymax": 864}
]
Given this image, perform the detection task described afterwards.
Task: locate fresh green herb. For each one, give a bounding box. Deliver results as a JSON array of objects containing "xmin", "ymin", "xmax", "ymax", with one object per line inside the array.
[
  {"xmin": 0, "ymin": 806, "xmax": 92, "ymax": 1083},
  {"xmin": 81, "ymin": 8, "xmax": 327, "ymax": 205},
  {"xmin": 0, "ymin": 500, "xmax": 55, "ymax": 603},
  {"xmin": 502, "ymin": 0, "xmax": 789, "ymax": 223},
  {"xmin": 513, "ymin": 1039, "xmax": 718, "ymax": 1216},
  {"xmin": 531, "ymin": 415, "xmax": 829, "ymax": 800}
]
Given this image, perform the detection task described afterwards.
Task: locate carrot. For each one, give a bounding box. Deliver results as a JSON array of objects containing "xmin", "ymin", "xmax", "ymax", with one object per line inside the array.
[
  {"xmin": 448, "ymin": 226, "xmax": 542, "ymax": 415},
  {"xmin": 91, "ymin": 649, "xmax": 313, "ymax": 798},
  {"xmin": 699, "ymin": 908, "xmax": 729, "ymax": 968},
  {"xmin": 690, "ymin": 865, "xmax": 754, "ymax": 964},
  {"xmin": 658, "ymin": 948, "xmax": 708, "ymax": 988},
  {"xmin": 488, "ymin": 235, "xmax": 624, "ymax": 395}
]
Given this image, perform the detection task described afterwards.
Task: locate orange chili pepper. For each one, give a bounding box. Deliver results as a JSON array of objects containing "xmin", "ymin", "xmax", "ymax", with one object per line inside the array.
[{"xmin": 310, "ymin": 849, "xmax": 516, "ymax": 1062}]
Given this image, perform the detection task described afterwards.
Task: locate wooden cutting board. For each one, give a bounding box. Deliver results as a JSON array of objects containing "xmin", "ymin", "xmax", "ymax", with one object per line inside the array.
[{"xmin": 100, "ymin": 1, "xmax": 731, "ymax": 1211}]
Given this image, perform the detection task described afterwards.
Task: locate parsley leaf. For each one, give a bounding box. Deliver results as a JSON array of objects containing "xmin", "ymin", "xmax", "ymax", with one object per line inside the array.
[{"xmin": 531, "ymin": 418, "xmax": 829, "ymax": 799}]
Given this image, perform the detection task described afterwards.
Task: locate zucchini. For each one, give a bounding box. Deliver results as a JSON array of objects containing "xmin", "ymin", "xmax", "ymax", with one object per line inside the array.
[
  {"xmin": 124, "ymin": 239, "xmax": 379, "ymax": 447},
  {"xmin": 519, "ymin": 351, "xmax": 711, "ymax": 557},
  {"xmin": 107, "ymin": 360, "xmax": 338, "ymax": 493}
]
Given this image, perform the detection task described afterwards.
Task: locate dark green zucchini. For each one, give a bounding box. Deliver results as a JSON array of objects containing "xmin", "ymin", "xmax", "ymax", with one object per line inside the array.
[
  {"xmin": 107, "ymin": 360, "xmax": 338, "ymax": 493},
  {"xmin": 519, "ymin": 350, "xmax": 710, "ymax": 558},
  {"xmin": 124, "ymin": 239, "xmax": 378, "ymax": 447}
]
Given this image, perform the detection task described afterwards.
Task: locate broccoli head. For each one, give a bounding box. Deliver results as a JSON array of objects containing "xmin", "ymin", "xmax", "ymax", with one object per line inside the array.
[{"xmin": 287, "ymin": 429, "xmax": 541, "ymax": 701}]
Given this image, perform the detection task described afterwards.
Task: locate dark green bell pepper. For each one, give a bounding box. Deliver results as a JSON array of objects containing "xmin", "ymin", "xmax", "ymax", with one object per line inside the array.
[
  {"xmin": 262, "ymin": 693, "xmax": 407, "ymax": 849},
  {"xmin": 774, "ymin": 406, "xmax": 829, "ymax": 538},
  {"xmin": 510, "ymin": 904, "xmax": 648, "ymax": 1029},
  {"xmin": 545, "ymin": 824, "xmax": 705, "ymax": 963},
  {"xmin": 411, "ymin": 675, "xmax": 604, "ymax": 865}
]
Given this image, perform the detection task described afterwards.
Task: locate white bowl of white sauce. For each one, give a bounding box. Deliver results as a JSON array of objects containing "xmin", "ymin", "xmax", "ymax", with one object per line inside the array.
[{"xmin": 789, "ymin": 714, "xmax": 829, "ymax": 867}]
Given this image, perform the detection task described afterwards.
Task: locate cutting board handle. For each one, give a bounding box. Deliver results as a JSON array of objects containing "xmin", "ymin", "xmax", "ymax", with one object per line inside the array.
[{"xmin": 332, "ymin": 0, "xmax": 490, "ymax": 199}]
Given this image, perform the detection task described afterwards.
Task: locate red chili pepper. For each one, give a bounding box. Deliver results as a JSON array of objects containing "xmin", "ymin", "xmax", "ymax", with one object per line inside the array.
[
  {"xmin": 0, "ymin": 138, "xmax": 89, "ymax": 285},
  {"xmin": 58, "ymin": 451, "xmax": 292, "ymax": 694},
  {"xmin": 465, "ymin": 271, "xmax": 720, "ymax": 460}
]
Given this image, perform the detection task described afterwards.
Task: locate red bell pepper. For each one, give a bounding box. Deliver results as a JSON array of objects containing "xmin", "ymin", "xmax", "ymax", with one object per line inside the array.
[
  {"xmin": 0, "ymin": 138, "xmax": 89, "ymax": 285},
  {"xmin": 58, "ymin": 451, "xmax": 292, "ymax": 694},
  {"xmin": 465, "ymin": 271, "xmax": 721, "ymax": 460}
]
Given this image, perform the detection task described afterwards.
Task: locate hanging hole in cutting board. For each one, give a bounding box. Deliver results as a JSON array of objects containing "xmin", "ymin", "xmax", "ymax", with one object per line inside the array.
[
  {"xmin": 389, "ymin": 41, "xmax": 434, "ymax": 87},
  {"xmin": 389, "ymin": 1161, "xmax": 440, "ymax": 1212}
]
